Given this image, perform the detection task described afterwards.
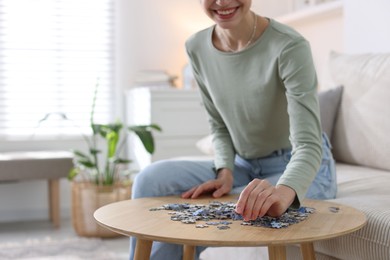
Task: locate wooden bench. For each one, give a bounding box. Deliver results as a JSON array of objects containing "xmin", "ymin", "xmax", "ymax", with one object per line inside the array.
[{"xmin": 0, "ymin": 151, "xmax": 73, "ymax": 228}]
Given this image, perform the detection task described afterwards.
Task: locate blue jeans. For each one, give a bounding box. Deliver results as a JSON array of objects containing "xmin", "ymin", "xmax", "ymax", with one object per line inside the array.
[{"xmin": 129, "ymin": 133, "xmax": 337, "ymax": 260}]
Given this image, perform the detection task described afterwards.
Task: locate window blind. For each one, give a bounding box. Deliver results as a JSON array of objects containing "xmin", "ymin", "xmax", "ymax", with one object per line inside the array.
[{"xmin": 0, "ymin": 0, "xmax": 115, "ymax": 138}]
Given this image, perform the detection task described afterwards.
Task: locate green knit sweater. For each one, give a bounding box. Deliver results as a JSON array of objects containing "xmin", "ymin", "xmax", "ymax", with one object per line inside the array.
[{"xmin": 185, "ymin": 18, "xmax": 322, "ymax": 204}]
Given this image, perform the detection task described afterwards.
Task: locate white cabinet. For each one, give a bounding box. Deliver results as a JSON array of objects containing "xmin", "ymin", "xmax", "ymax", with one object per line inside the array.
[{"xmin": 126, "ymin": 87, "xmax": 210, "ymax": 170}]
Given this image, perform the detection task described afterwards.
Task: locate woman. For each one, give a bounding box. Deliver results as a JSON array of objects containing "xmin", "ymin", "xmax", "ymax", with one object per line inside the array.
[{"xmin": 130, "ymin": 1, "xmax": 337, "ymax": 259}]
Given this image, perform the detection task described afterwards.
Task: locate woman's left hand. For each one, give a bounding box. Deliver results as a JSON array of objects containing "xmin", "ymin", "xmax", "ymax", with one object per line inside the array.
[
  {"xmin": 181, "ymin": 168, "xmax": 233, "ymax": 199},
  {"xmin": 235, "ymin": 179, "xmax": 296, "ymax": 221}
]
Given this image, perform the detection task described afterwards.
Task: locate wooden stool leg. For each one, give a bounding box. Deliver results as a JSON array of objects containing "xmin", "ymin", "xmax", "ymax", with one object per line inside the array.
[
  {"xmin": 300, "ymin": 242, "xmax": 316, "ymax": 260},
  {"xmin": 48, "ymin": 179, "xmax": 60, "ymax": 228},
  {"xmin": 183, "ymin": 244, "xmax": 195, "ymax": 260},
  {"xmin": 134, "ymin": 239, "xmax": 153, "ymax": 260},
  {"xmin": 268, "ymin": 245, "xmax": 286, "ymax": 260}
]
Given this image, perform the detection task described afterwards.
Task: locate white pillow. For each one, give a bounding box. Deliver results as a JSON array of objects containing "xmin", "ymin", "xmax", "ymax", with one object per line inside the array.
[
  {"xmin": 196, "ymin": 135, "xmax": 214, "ymax": 156},
  {"xmin": 329, "ymin": 51, "xmax": 390, "ymax": 170},
  {"xmin": 318, "ymin": 86, "xmax": 343, "ymax": 141}
]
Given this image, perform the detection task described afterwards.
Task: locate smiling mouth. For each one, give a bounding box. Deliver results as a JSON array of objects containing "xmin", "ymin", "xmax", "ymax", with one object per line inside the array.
[{"xmin": 214, "ymin": 7, "xmax": 239, "ymax": 18}]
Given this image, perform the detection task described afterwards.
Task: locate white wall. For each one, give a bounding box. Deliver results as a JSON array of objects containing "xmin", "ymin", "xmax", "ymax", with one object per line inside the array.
[
  {"xmin": 116, "ymin": 0, "xmax": 212, "ymax": 89},
  {"xmin": 253, "ymin": 0, "xmax": 291, "ymax": 17},
  {"xmin": 277, "ymin": 2, "xmax": 344, "ymax": 89},
  {"xmin": 344, "ymin": 0, "xmax": 390, "ymax": 53}
]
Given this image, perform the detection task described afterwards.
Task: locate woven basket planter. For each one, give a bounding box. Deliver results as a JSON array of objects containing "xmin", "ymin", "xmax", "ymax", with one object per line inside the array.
[{"xmin": 71, "ymin": 181, "xmax": 131, "ymax": 237}]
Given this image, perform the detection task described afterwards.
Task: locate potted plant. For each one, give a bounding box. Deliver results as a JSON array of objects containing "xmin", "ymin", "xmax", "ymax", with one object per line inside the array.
[
  {"xmin": 40, "ymin": 84, "xmax": 161, "ymax": 237},
  {"xmin": 68, "ymin": 118, "xmax": 161, "ymax": 183},
  {"xmin": 70, "ymin": 85, "xmax": 161, "ymax": 237},
  {"xmin": 70, "ymin": 123, "xmax": 160, "ymax": 237}
]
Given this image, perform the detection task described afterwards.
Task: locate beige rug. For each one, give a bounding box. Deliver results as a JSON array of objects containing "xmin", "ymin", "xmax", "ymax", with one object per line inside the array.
[{"xmin": 0, "ymin": 237, "xmax": 128, "ymax": 260}]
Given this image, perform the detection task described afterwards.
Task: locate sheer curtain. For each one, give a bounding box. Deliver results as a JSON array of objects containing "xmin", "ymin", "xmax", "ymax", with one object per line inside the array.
[{"xmin": 0, "ymin": 0, "xmax": 115, "ymax": 139}]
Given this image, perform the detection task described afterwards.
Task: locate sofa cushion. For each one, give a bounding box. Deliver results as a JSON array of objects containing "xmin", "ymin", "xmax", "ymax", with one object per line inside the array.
[
  {"xmin": 329, "ymin": 52, "xmax": 390, "ymax": 171},
  {"xmin": 318, "ymin": 86, "xmax": 343, "ymax": 141},
  {"xmin": 311, "ymin": 163, "xmax": 390, "ymax": 260}
]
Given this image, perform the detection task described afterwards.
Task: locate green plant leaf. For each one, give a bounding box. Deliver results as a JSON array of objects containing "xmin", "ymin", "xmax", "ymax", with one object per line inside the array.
[
  {"xmin": 90, "ymin": 148, "xmax": 101, "ymax": 155},
  {"xmin": 107, "ymin": 122, "xmax": 123, "ymax": 133},
  {"xmin": 115, "ymin": 158, "xmax": 132, "ymax": 164},
  {"xmin": 149, "ymin": 124, "xmax": 162, "ymax": 131},
  {"xmin": 64, "ymin": 79, "xmax": 162, "ymax": 184},
  {"xmin": 107, "ymin": 131, "xmax": 119, "ymax": 158},
  {"xmin": 95, "ymin": 123, "xmax": 123, "ymax": 139},
  {"xmin": 91, "ymin": 123, "xmax": 102, "ymax": 135},
  {"xmin": 128, "ymin": 125, "xmax": 159, "ymax": 154},
  {"xmin": 72, "ymin": 150, "xmax": 90, "ymax": 159},
  {"xmin": 77, "ymin": 158, "xmax": 95, "ymax": 168},
  {"xmin": 68, "ymin": 168, "xmax": 79, "ymax": 181}
]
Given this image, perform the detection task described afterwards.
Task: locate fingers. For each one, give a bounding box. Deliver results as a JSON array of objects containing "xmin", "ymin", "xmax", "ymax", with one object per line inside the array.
[
  {"xmin": 181, "ymin": 186, "xmax": 198, "ymax": 199},
  {"xmin": 212, "ymin": 181, "xmax": 231, "ymax": 198},
  {"xmin": 250, "ymin": 189, "xmax": 277, "ymax": 219},
  {"xmin": 182, "ymin": 171, "xmax": 234, "ymax": 199},
  {"xmin": 213, "ymin": 169, "xmax": 233, "ymax": 198},
  {"xmin": 235, "ymin": 179, "xmax": 259, "ymax": 215},
  {"xmin": 235, "ymin": 179, "xmax": 276, "ymax": 221},
  {"xmin": 191, "ymin": 181, "xmax": 214, "ymax": 198},
  {"xmin": 184, "ymin": 178, "xmax": 291, "ymax": 220},
  {"xmin": 236, "ymin": 179, "xmax": 260, "ymax": 215},
  {"xmin": 181, "ymin": 180, "xmax": 219, "ymax": 199}
]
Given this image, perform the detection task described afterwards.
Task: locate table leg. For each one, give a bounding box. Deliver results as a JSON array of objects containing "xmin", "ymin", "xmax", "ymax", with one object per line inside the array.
[
  {"xmin": 183, "ymin": 244, "xmax": 195, "ymax": 260},
  {"xmin": 134, "ymin": 239, "xmax": 153, "ymax": 260},
  {"xmin": 48, "ymin": 179, "xmax": 60, "ymax": 228},
  {"xmin": 268, "ymin": 245, "xmax": 286, "ymax": 260},
  {"xmin": 300, "ymin": 242, "xmax": 316, "ymax": 260}
]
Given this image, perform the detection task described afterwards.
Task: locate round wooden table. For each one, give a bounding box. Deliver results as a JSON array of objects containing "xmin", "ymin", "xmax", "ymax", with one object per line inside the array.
[{"xmin": 94, "ymin": 195, "xmax": 366, "ymax": 260}]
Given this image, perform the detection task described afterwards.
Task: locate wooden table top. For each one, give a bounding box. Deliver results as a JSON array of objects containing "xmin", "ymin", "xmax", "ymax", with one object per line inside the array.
[{"xmin": 94, "ymin": 195, "xmax": 366, "ymax": 247}]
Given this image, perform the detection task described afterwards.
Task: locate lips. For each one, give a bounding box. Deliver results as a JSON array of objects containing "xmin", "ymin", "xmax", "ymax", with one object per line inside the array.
[{"xmin": 214, "ymin": 7, "xmax": 239, "ymax": 20}]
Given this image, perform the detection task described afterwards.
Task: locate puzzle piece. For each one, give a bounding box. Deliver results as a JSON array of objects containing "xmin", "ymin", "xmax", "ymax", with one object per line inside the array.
[{"xmin": 150, "ymin": 201, "xmax": 315, "ymax": 230}]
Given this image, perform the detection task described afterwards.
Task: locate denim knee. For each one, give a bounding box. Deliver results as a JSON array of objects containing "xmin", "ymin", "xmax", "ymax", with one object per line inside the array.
[
  {"xmin": 306, "ymin": 133, "xmax": 337, "ymax": 199},
  {"xmin": 132, "ymin": 159, "xmax": 209, "ymax": 199},
  {"xmin": 132, "ymin": 160, "xmax": 174, "ymax": 199}
]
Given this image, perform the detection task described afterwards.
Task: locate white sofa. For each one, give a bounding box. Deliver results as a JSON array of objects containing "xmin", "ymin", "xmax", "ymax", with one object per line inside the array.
[{"xmin": 199, "ymin": 52, "xmax": 390, "ymax": 260}]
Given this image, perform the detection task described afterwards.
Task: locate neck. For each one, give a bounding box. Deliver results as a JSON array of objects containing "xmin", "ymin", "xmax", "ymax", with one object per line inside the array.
[{"xmin": 217, "ymin": 12, "xmax": 257, "ymax": 53}]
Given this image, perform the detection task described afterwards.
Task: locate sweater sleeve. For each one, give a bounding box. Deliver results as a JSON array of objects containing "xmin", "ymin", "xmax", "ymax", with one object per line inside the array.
[
  {"xmin": 185, "ymin": 44, "xmax": 236, "ymax": 172},
  {"xmin": 276, "ymin": 39, "xmax": 323, "ymax": 206}
]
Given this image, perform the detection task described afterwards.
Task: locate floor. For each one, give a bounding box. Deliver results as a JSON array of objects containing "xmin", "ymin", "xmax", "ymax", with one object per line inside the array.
[
  {"xmin": 0, "ymin": 218, "xmax": 270, "ymax": 260},
  {"xmin": 0, "ymin": 217, "xmax": 130, "ymax": 258}
]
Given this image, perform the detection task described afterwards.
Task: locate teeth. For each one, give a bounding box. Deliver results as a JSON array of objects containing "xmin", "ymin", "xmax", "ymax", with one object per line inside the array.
[{"xmin": 217, "ymin": 8, "xmax": 235, "ymax": 15}]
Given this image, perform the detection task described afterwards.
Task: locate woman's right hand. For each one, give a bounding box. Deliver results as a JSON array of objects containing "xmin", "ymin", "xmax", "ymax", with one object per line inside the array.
[{"xmin": 181, "ymin": 168, "xmax": 233, "ymax": 199}]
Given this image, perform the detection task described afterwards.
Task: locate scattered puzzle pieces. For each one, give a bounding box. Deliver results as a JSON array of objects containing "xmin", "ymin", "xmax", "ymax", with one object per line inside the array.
[{"xmin": 150, "ymin": 201, "xmax": 315, "ymax": 230}]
